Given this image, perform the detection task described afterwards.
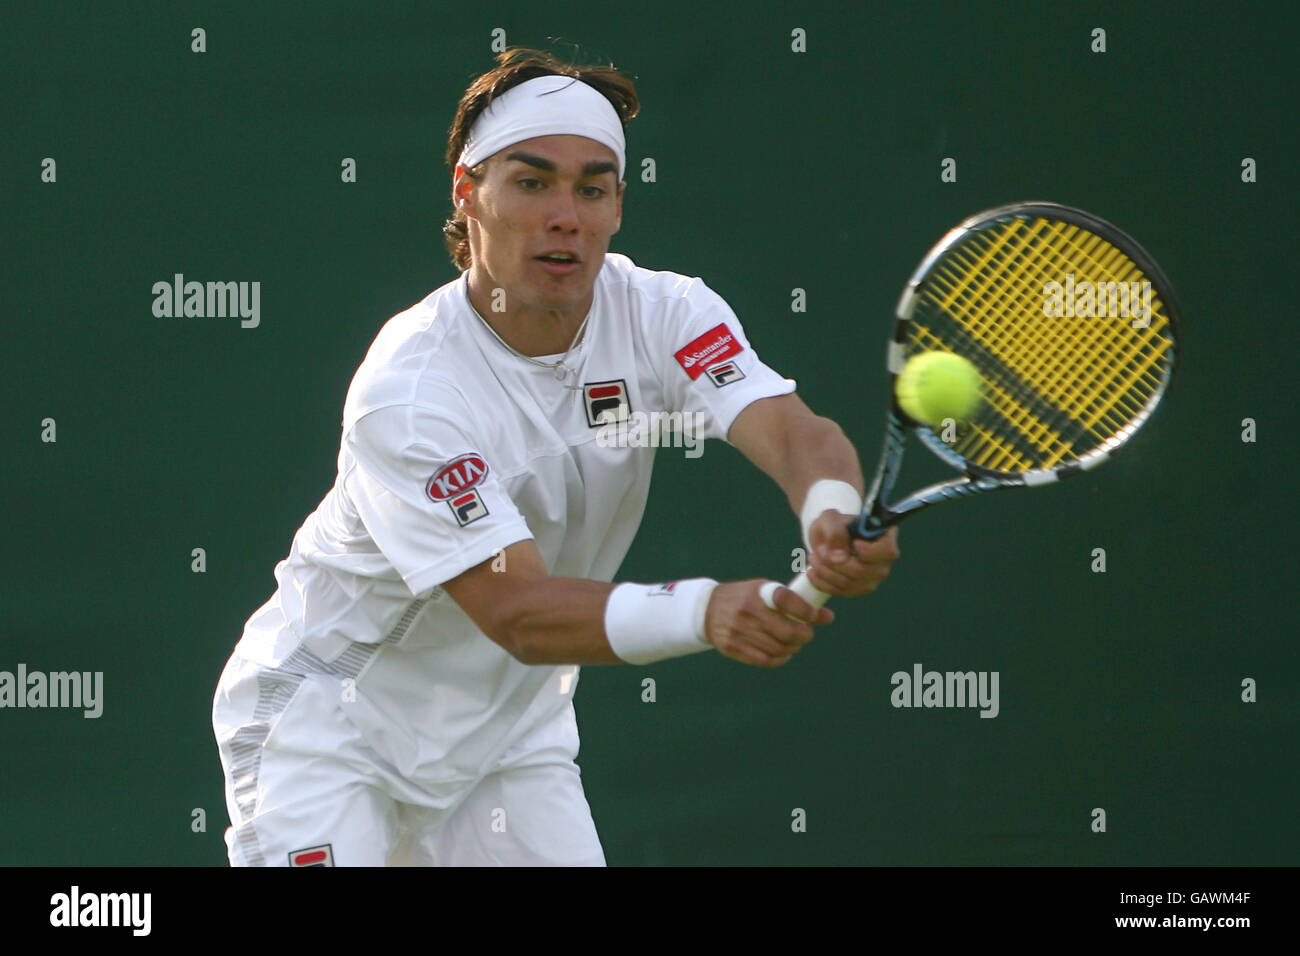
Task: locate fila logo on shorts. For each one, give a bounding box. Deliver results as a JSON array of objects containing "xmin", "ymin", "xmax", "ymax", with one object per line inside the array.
[
  {"xmin": 427, "ymin": 453, "xmax": 491, "ymax": 527},
  {"xmin": 289, "ymin": 844, "xmax": 334, "ymax": 867},
  {"xmin": 583, "ymin": 380, "xmax": 630, "ymax": 428},
  {"xmin": 705, "ymin": 360, "xmax": 745, "ymax": 388},
  {"xmin": 675, "ymin": 324, "xmax": 744, "ymax": 380}
]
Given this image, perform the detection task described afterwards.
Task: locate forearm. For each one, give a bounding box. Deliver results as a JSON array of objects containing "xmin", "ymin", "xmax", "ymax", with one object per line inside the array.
[
  {"xmin": 443, "ymin": 540, "xmax": 718, "ymax": 667},
  {"xmin": 756, "ymin": 409, "xmax": 899, "ymax": 597},
  {"xmin": 491, "ymin": 576, "xmax": 622, "ymax": 665},
  {"xmin": 442, "ymin": 522, "xmax": 833, "ymax": 673},
  {"xmin": 772, "ymin": 416, "xmax": 865, "ymax": 515}
]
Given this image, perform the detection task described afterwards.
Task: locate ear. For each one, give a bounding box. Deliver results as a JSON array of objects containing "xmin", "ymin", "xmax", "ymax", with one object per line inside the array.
[
  {"xmin": 452, "ymin": 164, "xmax": 475, "ymax": 210},
  {"xmin": 611, "ymin": 180, "xmax": 625, "ymax": 235}
]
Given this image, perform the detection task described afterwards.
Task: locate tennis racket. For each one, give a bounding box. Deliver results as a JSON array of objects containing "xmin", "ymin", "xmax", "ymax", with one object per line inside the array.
[{"xmin": 786, "ymin": 201, "xmax": 1181, "ymax": 607}]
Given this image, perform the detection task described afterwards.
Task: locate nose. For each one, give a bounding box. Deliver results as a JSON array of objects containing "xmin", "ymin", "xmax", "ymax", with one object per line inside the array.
[{"xmin": 546, "ymin": 187, "xmax": 581, "ymax": 233}]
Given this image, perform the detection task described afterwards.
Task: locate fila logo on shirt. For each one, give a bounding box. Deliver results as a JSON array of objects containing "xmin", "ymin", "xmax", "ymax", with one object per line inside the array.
[
  {"xmin": 427, "ymin": 453, "xmax": 491, "ymax": 527},
  {"xmin": 705, "ymin": 360, "xmax": 745, "ymax": 388},
  {"xmin": 583, "ymin": 379, "xmax": 631, "ymax": 428},
  {"xmin": 674, "ymin": 323, "xmax": 744, "ymax": 380},
  {"xmin": 449, "ymin": 490, "xmax": 489, "ymax": 526},
  {"xmin": 289, "ymin": 844, "xmax": 334, "ymax": 867}
]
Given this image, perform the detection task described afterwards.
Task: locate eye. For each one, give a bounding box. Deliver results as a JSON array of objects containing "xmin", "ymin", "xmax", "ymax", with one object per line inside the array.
[
  {"xmin": 581, "ymin": 185, "xmax": 606, "ymax": 198},
  {"xmin": 518, "ymin": 177, "xmax": 543, "ymax": 190}
]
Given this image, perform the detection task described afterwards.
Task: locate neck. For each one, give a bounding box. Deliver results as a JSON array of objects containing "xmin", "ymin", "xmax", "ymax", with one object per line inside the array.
[{"xmin": 465, "ymin": 266, "xmax": 592, "ymax": 357}]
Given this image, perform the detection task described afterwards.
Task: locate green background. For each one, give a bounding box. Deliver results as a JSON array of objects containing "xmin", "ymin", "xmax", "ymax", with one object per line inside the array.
[{"xmin": 3, "ymin": 0, "xmax": 1295, "ymax": 865}]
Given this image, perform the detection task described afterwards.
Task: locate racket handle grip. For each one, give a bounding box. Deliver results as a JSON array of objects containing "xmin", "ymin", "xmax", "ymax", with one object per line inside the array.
[
  {"xmin": 764, "ymin": 520, "xmax": 889, "ymax": 608},
  {"xmin": 785, "ymin": 571, "xmax": 831, "ymax": 609},
  {"xmin": 770, "ymin": 518, "xmax": 887, "ymax": 612}
]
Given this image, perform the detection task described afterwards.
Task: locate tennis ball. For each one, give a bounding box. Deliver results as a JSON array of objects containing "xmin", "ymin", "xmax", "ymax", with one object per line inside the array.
[{"xmin": 894, "ymin": 351, "xmax": 983, "ymax": 426}]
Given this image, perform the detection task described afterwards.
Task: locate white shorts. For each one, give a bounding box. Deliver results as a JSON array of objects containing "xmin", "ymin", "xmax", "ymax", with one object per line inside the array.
[{"xmin": 213, "ymin": 653, "xmax": 606, "ymax": 867}]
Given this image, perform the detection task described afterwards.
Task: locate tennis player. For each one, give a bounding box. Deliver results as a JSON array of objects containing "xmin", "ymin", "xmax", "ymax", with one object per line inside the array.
[{"xmin": 212, "ymin": 48, "xmax": 900, "ymax": 867}]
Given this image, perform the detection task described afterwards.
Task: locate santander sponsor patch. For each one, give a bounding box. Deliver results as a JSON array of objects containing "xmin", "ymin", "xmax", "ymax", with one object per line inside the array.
[
  {"xmin": 674, "ymin": 323, "xmax": 743, "ymax": 380},
  {"xmin": 426, "ymin": 453, "xmax": 489, "ymax": 502}
]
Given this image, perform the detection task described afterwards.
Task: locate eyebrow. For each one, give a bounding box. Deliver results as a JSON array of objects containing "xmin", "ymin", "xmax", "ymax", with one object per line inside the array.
[{"xmin": 503, "ymin": 151, "xmax": 617, "ymax": 178}]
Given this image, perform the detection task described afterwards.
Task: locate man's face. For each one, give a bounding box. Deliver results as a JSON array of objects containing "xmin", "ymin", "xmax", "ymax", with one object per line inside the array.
[{"xmin": 456, "ymin": 134, "xmax": 624, "ymax": 312}]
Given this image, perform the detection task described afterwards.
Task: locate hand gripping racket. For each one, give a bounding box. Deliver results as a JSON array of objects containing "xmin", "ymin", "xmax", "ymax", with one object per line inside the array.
[{"xmin": 785, "ymin": 201, "xmax": 1181, "ymax": 608}]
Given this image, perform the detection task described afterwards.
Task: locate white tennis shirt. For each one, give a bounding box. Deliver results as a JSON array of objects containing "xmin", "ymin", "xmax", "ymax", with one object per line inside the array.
[{"xmin": 232, "ymin": 252, "xmax": 796, "ymax": 803}]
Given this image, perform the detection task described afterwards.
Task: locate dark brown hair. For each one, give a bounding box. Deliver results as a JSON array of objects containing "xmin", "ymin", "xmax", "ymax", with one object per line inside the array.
[{"xmin": 442, "ymin": 47, "xmax": 640, "ymax": 272}]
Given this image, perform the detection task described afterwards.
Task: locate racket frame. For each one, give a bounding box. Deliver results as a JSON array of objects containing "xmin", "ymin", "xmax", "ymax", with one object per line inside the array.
[{"xmin": 852, "ymin": 200, "xmax": 1182, "ymax": 540}]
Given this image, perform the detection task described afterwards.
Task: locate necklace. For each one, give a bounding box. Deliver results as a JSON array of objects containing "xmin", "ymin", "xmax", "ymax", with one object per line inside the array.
[{"xmin": 470, "ymin": 304, "xmax": 591, "ymax": 389}]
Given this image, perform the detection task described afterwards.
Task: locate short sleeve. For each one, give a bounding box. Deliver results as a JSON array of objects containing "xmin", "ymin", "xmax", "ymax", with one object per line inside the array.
[
  {"xmin": 657, "ymin": 280, "xmax": 797, "ymax": 441},
  {"xmin": 342, "ymin": 404, "xmax": 534, "ymax": 597}
]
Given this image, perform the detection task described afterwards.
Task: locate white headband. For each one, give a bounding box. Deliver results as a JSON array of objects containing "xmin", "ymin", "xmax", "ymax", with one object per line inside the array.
[{"xmin": 456, "ymin": 74, "xmax": 626, "ymax": 181}]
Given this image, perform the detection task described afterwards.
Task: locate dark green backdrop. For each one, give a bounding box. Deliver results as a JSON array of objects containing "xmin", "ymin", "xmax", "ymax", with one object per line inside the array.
[{"xmin": 4, "ymin": 0, "xmax": 1295, "ymax": 865}]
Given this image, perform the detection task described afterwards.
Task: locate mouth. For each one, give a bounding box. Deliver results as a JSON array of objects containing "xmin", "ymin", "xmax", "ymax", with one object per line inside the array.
[{"xmin": 534, "ymin": 253, "xmax": 581, "ymax": 275}]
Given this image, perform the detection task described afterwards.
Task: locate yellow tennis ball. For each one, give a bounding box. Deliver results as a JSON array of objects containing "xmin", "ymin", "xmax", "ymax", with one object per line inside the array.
[{"xmin": 895, "ymin": 351, "xmax": 983, "ymax": 426}]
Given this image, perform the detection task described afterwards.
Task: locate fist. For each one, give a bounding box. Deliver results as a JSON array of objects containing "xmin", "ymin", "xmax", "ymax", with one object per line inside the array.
[
  {"xmin": 805, "ymin": 514, "xmax": 900, "ymax": 597},
  {"xmin": 703, "ymin": 579, "xmax": 834, "ymax": 668}
]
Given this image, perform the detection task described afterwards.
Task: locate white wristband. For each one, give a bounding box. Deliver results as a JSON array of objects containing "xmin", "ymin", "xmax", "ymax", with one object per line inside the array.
[
  {"xmin": 800, "ymin": 479, "xmax": 863, "ymax": 547},
  {"xmin": 604, "ymin": 578, "xmax": 718, "ymax": 665}
]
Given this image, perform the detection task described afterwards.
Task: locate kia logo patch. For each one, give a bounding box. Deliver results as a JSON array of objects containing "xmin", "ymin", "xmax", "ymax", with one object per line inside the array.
[{"xmin": 427, "ymin": 453, "xmax": 489, "ymax": 501}]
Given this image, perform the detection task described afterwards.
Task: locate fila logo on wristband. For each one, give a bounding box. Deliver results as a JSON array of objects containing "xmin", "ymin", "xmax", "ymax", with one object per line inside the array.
[{"xmin": 604, "ymin": 578, "xmax": 718, "ymax": 665}]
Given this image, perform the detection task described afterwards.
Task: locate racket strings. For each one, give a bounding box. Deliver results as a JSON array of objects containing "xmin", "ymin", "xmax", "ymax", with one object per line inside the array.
[
  {"xmin": 1029, "ymin": 220, "xmax": 1171, "ymax": 415},
  {"xmin": 953, "ymin": 221, "xmax": 1155, "ymax": 430},
  {"xmin": 911, "ymin": 324, "xmax": 1051, "ymax": 470},
  {"xmin": 912, "ymin": 316, "xmax": 1074, "ymax": 470},
  {"xmin": 1019, "ymin": 222, "xmax": 1170, "ymax": 430},
  {"xmin": 911, "ymin": 216, "xmax": 1175, "ymax": 473},
  {"xmin": 934, "ymin": 228, "xmax": 1094, "ymax": 466},
  {"xmin": 959, "ymin": 224, "xmax": 1144, "ymax": 453},
  {"xmin": 924, "ymin": 234, "xmax": 1095, "ymax": 469},
  {"xmin": 935, "ymin": 222, "xmax": 1086, "ymax": 466}
]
